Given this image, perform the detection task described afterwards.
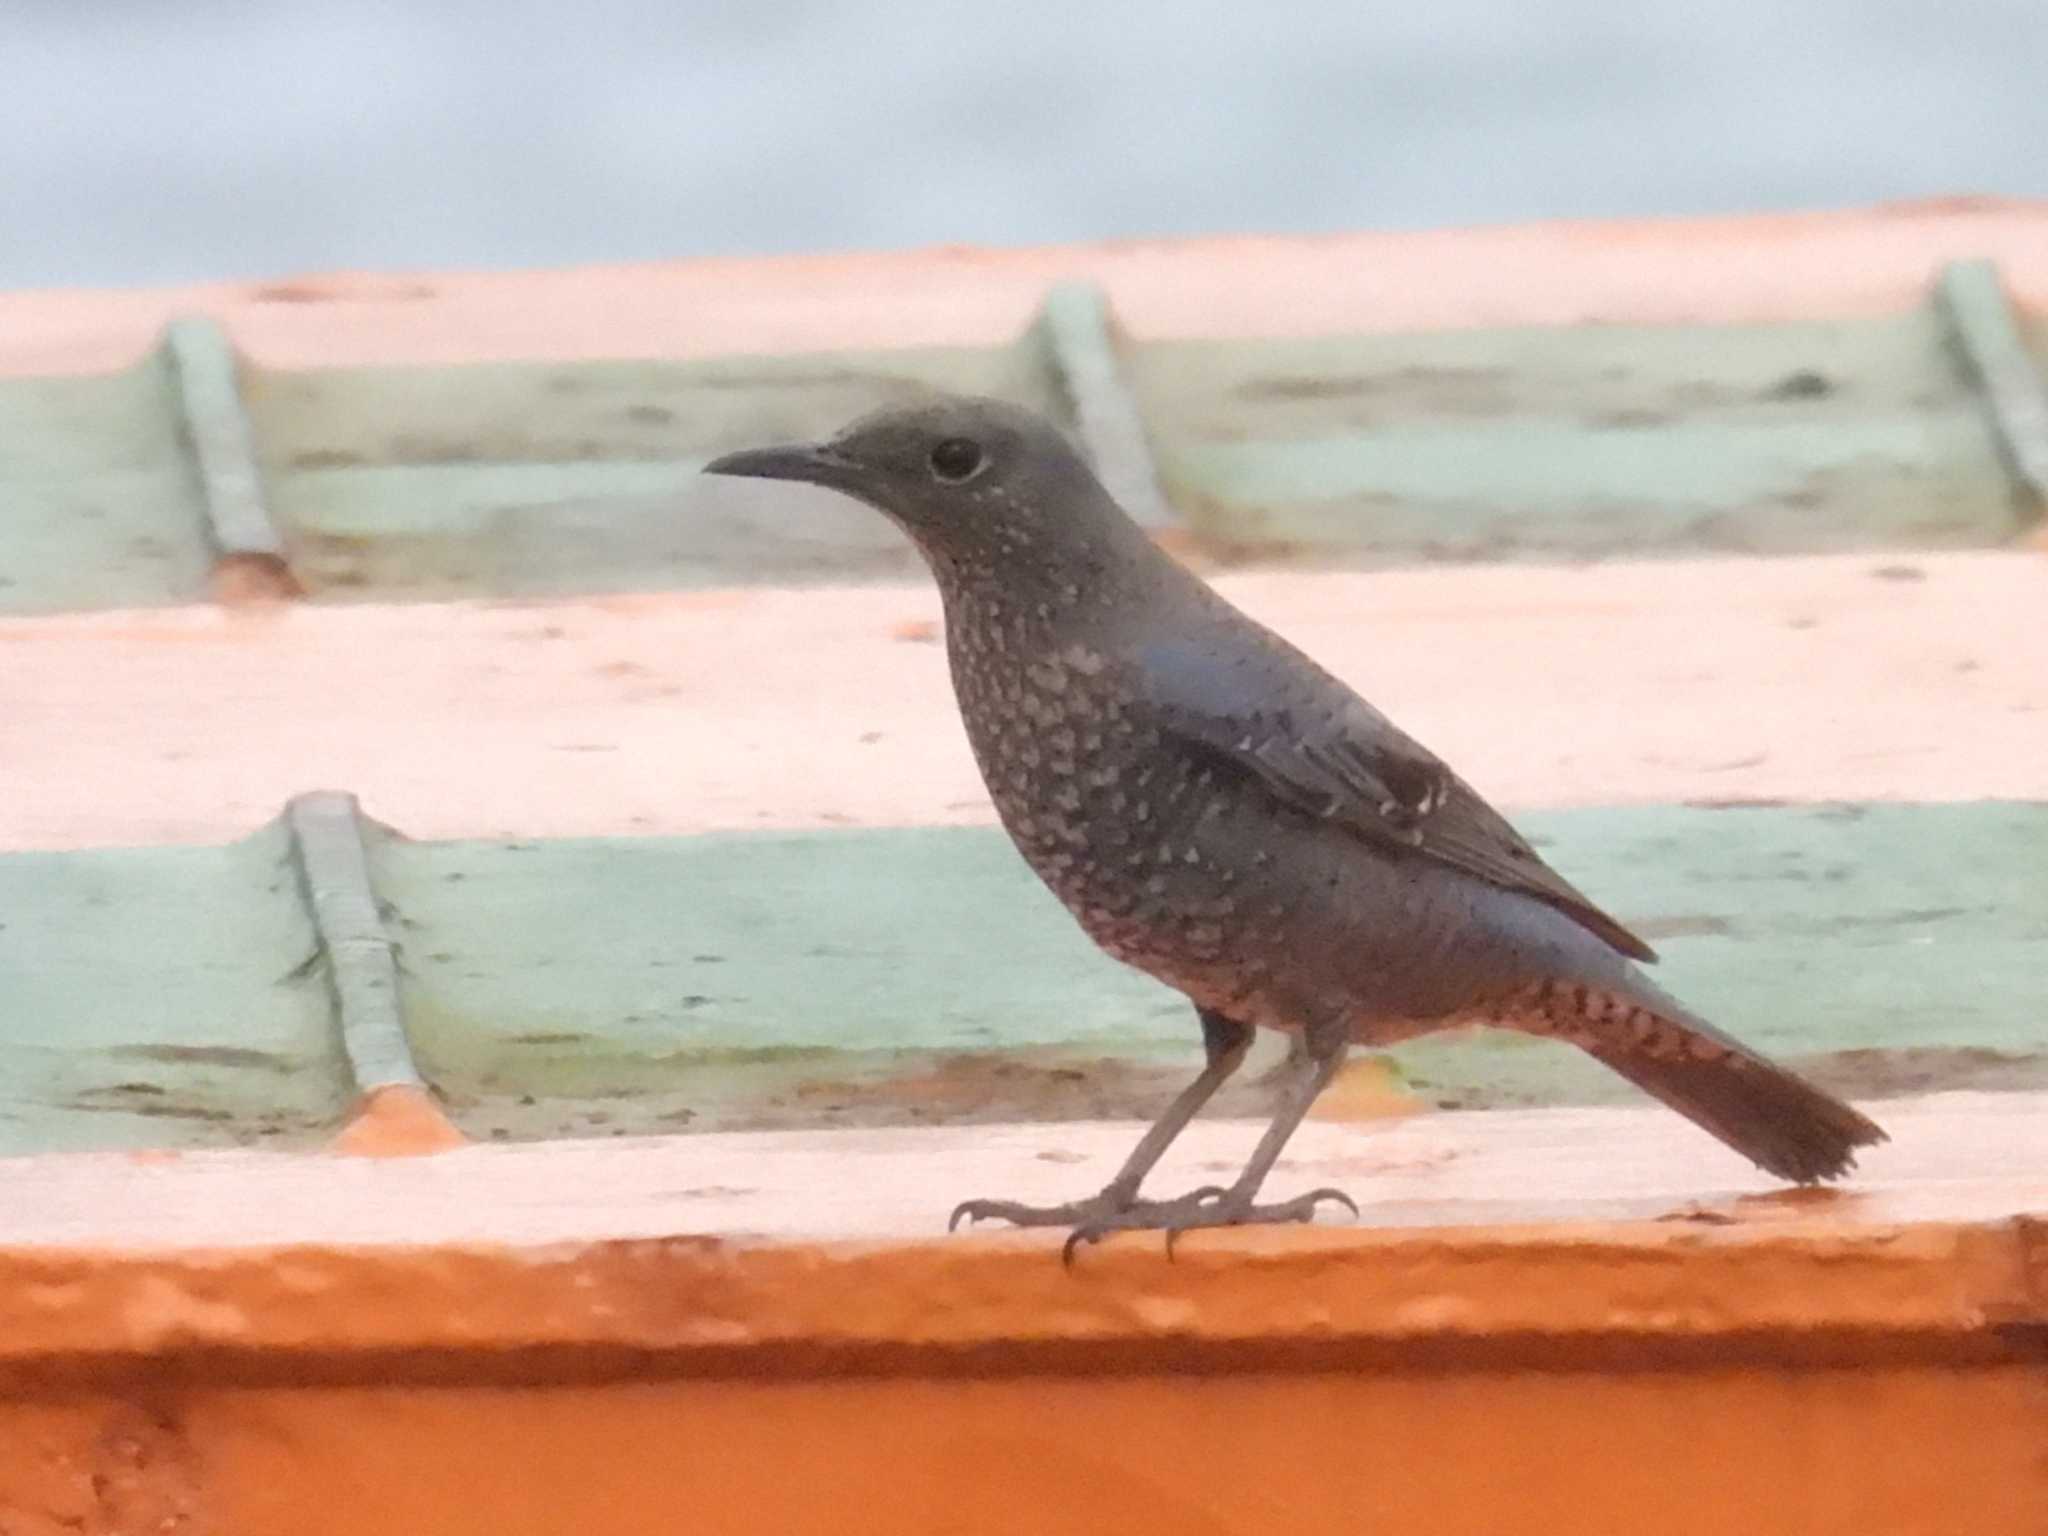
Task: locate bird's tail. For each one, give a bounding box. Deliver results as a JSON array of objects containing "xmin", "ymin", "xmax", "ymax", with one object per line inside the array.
[
  {"xmin": 1507, "ymin": 976, "xmax": 1887, "ymax": 1183},
  {"xmin": 1585, "ymin": 1036, "xmax": 1886, "ymax": 1184}
]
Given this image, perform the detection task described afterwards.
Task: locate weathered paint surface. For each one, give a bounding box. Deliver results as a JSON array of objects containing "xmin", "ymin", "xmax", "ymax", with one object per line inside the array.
[
  {"xmin": 375, "ymin": 803, "xmax": 2048, "ymax": 1140},
  {"xmin": 0, "ymin": 821, "xmax": 350, "ymax": 1155},
  {"xmin": 2, "ymin": 216, "xmax": 2041, "ymax": 1535},
  {"xmin": 2, "ymin": 1090, "xmax": 2038, "ymax": 1249},
  {"xmin": 1142, "ymin": 313, "xmax": 2025, "ymax": 559},
  {"xmin": 246, "ymin": 341, "xmax": 1055, "ymax": 598},
  {"xmin": 0, "ymin": 351, "xmax": 213, "ymax": 612},
  {"xmin": 1, "ymin": 300, "xmax": 2041, "ymax": 613},
  {"xmin": 4, "ymin": 555, "xmax": 2040, "ymax": 853},
  {"xmin": 1, "ymin": 803, "xmax": 2038, "ymax": 1152},
  {"xmin": 6, "ymin": 202, "xmax": 2048, "ymax": 377},
  {"xmin": 0, "ymin": 1095, "xmax": 2041, "ymax": 1531},
  {"xmin": 3, "ymin": 1368, "xmax": 2043, "ymax": 1536}
]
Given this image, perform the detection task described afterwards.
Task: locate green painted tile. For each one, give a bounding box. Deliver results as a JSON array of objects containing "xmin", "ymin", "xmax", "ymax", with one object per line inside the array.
[
  {"xmin": 245, "ymin": 347, "xmax": 1058, "ymax": 598},
  {"xmin": 2, "ymin": 295, "xmax": 2042, "ymax": 614},
  {"xmin": 367, "ymin": 802, "xmax": 2048, "ymax": 1141},
  {"xmin": 0, "ymin": 821, "xmax": 351, "ymax": 1155},
  {"xmin": 1, "ymin": 802, "xmax": 2039, "ymax": 1153},
  {"xmin": 0, "ymin": 351, "xmax": 215, "ymax": 613},
  {"xmin": 1140, "ymin": 313, "xmax": 2028, "ymax": 560}
]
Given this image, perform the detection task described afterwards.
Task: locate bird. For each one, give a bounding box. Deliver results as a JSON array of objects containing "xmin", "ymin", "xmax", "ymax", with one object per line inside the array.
[{"xmin": 704, "ymin": 395, "xmax": 1886, "ymax": 1255}]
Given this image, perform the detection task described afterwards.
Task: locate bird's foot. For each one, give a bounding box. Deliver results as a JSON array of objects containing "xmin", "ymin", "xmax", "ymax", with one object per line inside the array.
[
  {"xmin": 951, "ymin": 1184, "xmax": 1357, "ymax": 1265},
  {"xmin": 948, "ymin": 1186, "xmax": 1227, "ymax": 1238},
  {"xmin": 1077, "ymin": 1185, "xmax": 1360, "ymax": 1262}
]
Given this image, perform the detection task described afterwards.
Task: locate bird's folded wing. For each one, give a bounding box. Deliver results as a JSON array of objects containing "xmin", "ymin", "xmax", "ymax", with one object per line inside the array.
[{"xmin": 1133, "ymin": 640, "xmax": 1657, "ymax": 962}]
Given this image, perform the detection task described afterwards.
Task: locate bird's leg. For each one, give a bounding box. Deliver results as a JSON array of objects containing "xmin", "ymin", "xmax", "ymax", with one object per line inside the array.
[
  {"xmin": 948, "ymin": 1008, "xmax": 1253, "ymax": 1236},
  {"xmin": 1063, "ymin": 1020, "xmax": 1358, "ymax": 1258}
]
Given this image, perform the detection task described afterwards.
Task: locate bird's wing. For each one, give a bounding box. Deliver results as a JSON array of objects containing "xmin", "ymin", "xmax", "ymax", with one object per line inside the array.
[{"xmin": 1133, "ymin": 639, "xmax": 1658, "ymax": 962}]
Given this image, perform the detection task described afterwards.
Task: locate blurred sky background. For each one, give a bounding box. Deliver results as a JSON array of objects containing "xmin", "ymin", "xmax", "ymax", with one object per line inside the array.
[{"xmin": 4, "ymin": 0, "xmax": 2046, "ymax": 289}]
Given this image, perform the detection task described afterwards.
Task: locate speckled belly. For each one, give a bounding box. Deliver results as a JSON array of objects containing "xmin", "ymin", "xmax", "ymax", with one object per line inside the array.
[
  {"xmin": 995, "ymin": 776, "xmax": 1343, "ymax": 1033},
  {"xmin": 999, "ymin": 771, "xmax": 1594, "ymax": 1045},
  {"xmin": 952, "ymin": 638, "xmax": 1589, "ymax": 1037}
]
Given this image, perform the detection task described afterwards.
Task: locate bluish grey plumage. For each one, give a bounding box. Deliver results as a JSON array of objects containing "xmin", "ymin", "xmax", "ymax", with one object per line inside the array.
[{"xmin": 705, "ymin": 394, "xmax": 1886, "ymax": 1254}]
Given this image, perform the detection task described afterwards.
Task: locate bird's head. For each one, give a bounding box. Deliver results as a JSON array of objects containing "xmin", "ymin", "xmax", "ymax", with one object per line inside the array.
[{"xmin": 703, "ymin": 395, "xmax": 1154, "ymax": 590}]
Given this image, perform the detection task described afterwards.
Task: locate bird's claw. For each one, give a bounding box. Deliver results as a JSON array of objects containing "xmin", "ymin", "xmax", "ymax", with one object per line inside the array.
[
  {"xmin": 947, "ymin": 1195, "xmax": 1077, "ymax": 1234},
  {"xmin": 951, "ymin": 1183, "xmax": 1357, "ymax": 1264},
  {"xmin": 946, "ymin": 1186, "xmax": 1233, "ymax": 1267},
  {"xmin": 1062, "ymin": 1186, "xmax": 1228, "ymax": 1265},
  {"xmin": 1157, "ymin": 1185, "xmax": 1359, "ymax": 1258},
  {"xmin": 1290, "ymin": 1185, "xmax": 1360, "ymax": 1221},
  {"xmin": 948, "ymin": 1187, "xmax": 1225, "ymax": 1237},
  {"xmin": 947, "ymin": 1199, "xmax": 993, "ymax": 1233}
]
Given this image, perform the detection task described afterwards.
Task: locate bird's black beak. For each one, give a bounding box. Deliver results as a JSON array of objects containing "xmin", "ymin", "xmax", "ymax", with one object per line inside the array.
[{"xmin": 701, "ymin": 441, "xmax": 862, "ymax": 492}]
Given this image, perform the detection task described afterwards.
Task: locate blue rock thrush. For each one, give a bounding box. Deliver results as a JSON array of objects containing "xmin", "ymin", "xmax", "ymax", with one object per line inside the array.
[{"xmin": 705, "ymin": 395, "xmax": 1886, "ymax": 1255}]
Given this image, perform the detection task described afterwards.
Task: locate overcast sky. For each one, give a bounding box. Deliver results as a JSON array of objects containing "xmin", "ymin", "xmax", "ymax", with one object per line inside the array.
[{"xmin": 4, "ymin": 0, "xmax": 2045, "ymax": 288}]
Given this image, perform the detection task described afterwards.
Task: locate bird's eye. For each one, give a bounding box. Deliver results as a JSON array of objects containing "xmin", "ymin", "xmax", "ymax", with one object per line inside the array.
[{"xmin": 927, "ymin": 437, "xmax": 985, "ymax": 483}]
